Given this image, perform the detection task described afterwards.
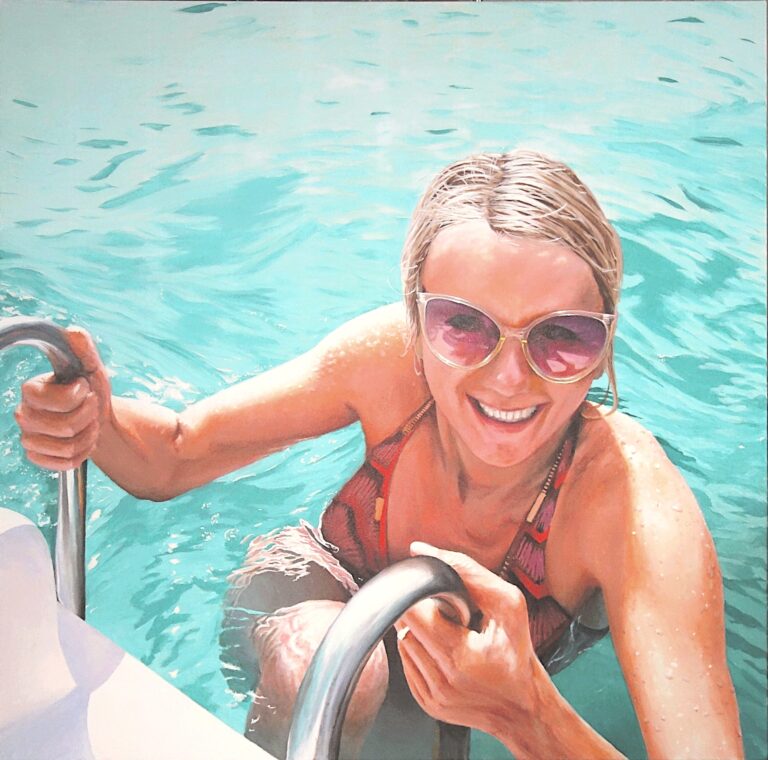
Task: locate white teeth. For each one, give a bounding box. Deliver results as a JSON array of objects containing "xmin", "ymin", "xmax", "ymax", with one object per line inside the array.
[{"xmin": 477, "ymin": 401, "xmax": 537, "ymax": 423}]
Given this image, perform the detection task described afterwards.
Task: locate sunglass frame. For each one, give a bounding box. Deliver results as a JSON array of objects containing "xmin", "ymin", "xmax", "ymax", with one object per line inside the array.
[{"xmin": 416, "ymin": 292, "xmax": 617, "ymax": 383}]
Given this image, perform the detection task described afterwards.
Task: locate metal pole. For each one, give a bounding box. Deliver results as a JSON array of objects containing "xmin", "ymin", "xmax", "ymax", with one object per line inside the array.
[
  {"xmin": 287, "ymin": 555, "xmax": 472, "ymax": 760},
  {"xmin": 0, "ymin": 317, "xmax": 87, "ymax": 619}
]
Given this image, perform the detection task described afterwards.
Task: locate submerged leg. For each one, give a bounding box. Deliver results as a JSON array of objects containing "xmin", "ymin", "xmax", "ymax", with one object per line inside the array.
[
  {"xmin": 221, "ymin": 524, "xmax": 435, "ymax": 758},
  {"xmin": 220, "ymin": 524, "xmax": 358, "ymax": 704},
  {"xmin": 222, "ymin": 524, "xmax": 387, "ymax": 758},
  {"xmin": 246, "ymin": 600, "xmax": 389, "ymax": 760}
]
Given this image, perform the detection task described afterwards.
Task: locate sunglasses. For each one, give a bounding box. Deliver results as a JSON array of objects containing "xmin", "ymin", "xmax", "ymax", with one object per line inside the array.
[{"xmin": 417, "ymin": 293, "xmax": 616, "ymax": 383}]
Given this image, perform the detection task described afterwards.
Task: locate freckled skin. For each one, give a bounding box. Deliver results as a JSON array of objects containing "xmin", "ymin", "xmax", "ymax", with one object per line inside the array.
[{"xmin": 15, "ymin": 223, "xmax": 743, "ymax": 759}]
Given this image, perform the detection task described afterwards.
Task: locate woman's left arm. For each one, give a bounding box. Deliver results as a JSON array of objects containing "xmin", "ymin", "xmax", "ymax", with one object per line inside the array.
[
  {"xmin": 397, "ymin": 542, "xmax": 625, "ymax": 760},
  {"xmin": 596, "ymin": 459, "xmax": 744, "ymax": 760}
]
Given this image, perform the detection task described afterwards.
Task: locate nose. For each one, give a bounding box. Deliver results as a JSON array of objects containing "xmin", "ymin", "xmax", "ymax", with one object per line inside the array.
[{"xmin": 484, "ymin": 336, "xmax": 534, "ymax": 387}]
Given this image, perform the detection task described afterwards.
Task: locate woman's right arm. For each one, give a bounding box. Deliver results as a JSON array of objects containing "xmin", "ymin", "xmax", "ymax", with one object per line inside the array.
[{"xmin": 15, "ymin": 307, "xmax": 411, "ymax": 501}]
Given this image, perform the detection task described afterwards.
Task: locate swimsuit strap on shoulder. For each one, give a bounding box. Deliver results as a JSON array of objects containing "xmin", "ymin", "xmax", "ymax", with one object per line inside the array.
[
  {"xmin": 371, "ymin": 397, "xmax": 434, "ymax": 562},
  {"xmin": 368, "ymin": 397, "xmax": 434, "ymax": 473}
]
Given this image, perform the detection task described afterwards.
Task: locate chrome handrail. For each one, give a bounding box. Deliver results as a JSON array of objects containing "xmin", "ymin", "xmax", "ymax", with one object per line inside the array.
[
  {"xmin": 0, "ymin": 317, "xmax": 87, "ymax": 619},
  {"xmin": 287, "ymin": 555, "xmax": 472, "ymax": 760}
]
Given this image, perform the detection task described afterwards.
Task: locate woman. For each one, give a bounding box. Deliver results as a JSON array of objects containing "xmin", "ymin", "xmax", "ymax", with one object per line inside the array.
[{"xmin": 15, "ymin": 152, "xmax": 742, "ymax": 759}]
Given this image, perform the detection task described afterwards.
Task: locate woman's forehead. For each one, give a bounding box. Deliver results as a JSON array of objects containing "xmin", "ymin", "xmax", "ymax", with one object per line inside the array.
[{"xmin": 421, "ymin": 221, "xmax": 602, "ymax": 321}]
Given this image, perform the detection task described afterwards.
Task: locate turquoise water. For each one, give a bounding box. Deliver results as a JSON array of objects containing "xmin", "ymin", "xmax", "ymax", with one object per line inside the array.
[{"xmin": 1, "ymin": 1, "xmax": 765, "ymax": 757}]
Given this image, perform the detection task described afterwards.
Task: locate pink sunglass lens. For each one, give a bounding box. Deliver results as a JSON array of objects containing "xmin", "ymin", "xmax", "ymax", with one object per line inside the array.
[
  {"xmin": 424, "ymin": 299, "xmax": 500, "ymax": 366},
  {"xmin": 527, "ymin": 315, "xmax": 607, "ymax": 378}
]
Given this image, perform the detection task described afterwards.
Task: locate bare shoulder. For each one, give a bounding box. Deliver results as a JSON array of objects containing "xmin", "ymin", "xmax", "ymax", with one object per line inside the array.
[
  {"xmin": 314, "ymin": 302, "xmax": 430, "ymax": 443},
  {"xmin": 566, "ymin": 406, "xmax": 712, "ymax": 588},
  {"xmin": 316, "ymin": 302, "xmax": 409, "ymax": 358}
]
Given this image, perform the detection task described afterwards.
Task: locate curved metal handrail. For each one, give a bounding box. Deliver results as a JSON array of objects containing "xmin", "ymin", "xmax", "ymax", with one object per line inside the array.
[
  {"xmin": 0, "ymin": 317, "xmax": 87, "ymax": 619},
  {"xmin": 286, "ymin": 555, "xmax": 472, "ymax": 760}
]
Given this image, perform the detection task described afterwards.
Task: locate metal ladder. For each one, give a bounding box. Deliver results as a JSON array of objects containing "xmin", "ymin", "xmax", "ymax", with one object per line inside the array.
[{"xmin": 0, "ymin": 317, "xmax": 87, "ymax": 618}]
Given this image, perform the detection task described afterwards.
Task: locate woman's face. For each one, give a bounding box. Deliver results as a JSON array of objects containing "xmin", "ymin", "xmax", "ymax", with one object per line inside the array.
[{"xmin": 419, "ymin": 220, "xmax": 605, "ymax": 469}]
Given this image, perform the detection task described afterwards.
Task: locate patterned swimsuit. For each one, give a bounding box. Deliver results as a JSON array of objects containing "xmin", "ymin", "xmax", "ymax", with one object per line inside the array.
[{"xmin": 319, "ymin": 398, "xmax": 604, "ymax": 667}]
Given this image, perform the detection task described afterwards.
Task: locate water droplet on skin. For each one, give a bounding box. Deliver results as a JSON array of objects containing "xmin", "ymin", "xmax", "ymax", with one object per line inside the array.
[
  {"xmin": 665, "ymin": 668, "xmax": 674, "ymax": 679},
  {"xmin": 671, "ymin": 503, "xmax": 682, "ymax": 512},
  {"xmin": 655, "ymin": 628, "xmax": 663, "ymax": 636},
  {"xmin": 693, "ymin": 705, "xmax": 699, "ymax": 712}
]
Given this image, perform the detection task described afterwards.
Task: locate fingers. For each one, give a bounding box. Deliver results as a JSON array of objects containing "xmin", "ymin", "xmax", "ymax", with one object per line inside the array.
[
  {"xmin": 21, "ymin": 419, "xmax": 99, "ymax": 463},
  {"xmin": 17, "ymin": 389, "xmax": 98, "ymax": 436},
  {"xmin": 21, "ymin": 373, "xmax": 90, "ymax": 413},
  {"xmin": 24, "ymin": 435, "xmax": 96, "ymax": 470},
  {"xmin": 13, "ymin": 327, "xmax": 111, "ymax": 472},
  {"xmin": 396, "ymin": 626, "xmax": 438, "ymax": 713},
  {"xmin": 399, "ymin": 599, "xmax": 464, "ymax": 673},
  {"xmin": 396, "ymin": 616, "xmax": 482, "ymax": 728},
  {"xmin": 65, "ymin": 327, "xmax": 104, "ymax": 375},
  {"xmin": 410, "ymin": 541, "xmax": 527, "ymax": 619}
]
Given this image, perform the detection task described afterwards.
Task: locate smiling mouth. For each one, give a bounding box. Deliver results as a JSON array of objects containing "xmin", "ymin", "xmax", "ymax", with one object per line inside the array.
[{"xmin": 471, "ymin": 398, "xmax": 539, "ymax": 424}]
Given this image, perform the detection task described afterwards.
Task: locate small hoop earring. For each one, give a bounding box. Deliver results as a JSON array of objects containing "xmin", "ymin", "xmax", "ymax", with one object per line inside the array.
[{"xmin": 413, "ymin": 354, "xmax": 424, "ymax": 377}]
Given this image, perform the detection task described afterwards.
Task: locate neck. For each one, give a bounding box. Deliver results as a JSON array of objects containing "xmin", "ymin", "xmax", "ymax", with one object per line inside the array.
[{"xmin": 433, "ymin": 412, "xmax": 572, "ymax": 509}]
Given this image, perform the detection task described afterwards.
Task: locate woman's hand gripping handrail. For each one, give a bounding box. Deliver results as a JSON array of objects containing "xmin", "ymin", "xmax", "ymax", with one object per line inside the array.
[
  {"xmin": 286, "ymin": 555, "xmax": 473, "ymax": 760},
  {"xmin": 0, "ymin": 317, "xmax": 87, "ymax": 619}
]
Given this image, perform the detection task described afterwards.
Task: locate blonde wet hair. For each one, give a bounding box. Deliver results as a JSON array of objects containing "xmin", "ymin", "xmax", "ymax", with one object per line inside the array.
[{"xmin": 401, "ymin": 149, "xmax": 623, "ymax": 411}]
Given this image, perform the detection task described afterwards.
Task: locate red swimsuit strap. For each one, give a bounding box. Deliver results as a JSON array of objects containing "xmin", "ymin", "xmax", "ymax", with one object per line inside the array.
[
  {"xmin": 498, "ymin": 415, "xmax": 582, "ymax": 599},
  {"xmin": 371, "ymin": 397, "xmax": 435, "ymax": 562}
]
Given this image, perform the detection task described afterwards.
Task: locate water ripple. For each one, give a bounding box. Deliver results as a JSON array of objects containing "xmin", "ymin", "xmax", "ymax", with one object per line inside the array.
[
  {"xmin": 178, "ymin": 2, "xmax": 226, "ymax": 13},
  {"xmin": 99, "ymin": 152, "xmax": 204, "ymax": 210},
  {"xmin": 0, "ymin": 1, "xmax": 764, "ymax": 754},
  {"xmin": 89, "ymin": 149, "xmax": 146, "ymax": 181},
  {"xmin": 79, "ymin": 138, "xmax": 128, "ymax": 149}
]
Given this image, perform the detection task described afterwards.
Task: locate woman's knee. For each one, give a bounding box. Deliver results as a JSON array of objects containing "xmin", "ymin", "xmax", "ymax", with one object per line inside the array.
[{"xmin": 246, "ymin": 599, "xmax": 389, "ymax": 757}]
